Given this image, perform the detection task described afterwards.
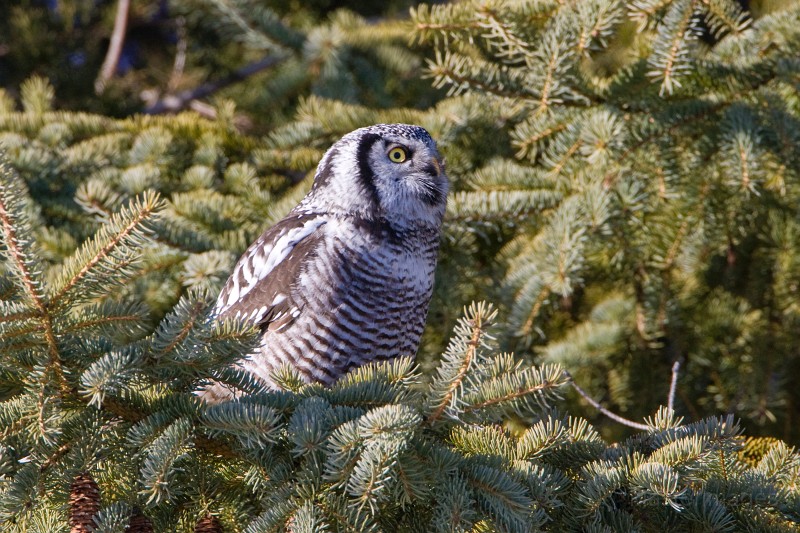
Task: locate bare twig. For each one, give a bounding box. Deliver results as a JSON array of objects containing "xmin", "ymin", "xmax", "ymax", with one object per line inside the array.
[
  {"xmin": 144, "ymin": 55, "xmax": 285, "ymax": 114},
  {"xmin": 95, "ymin": 0, "xmax": 131, "ymax": 94},
  {"xmin": 564, "ymin": 371, "xmax": 650, "ymax": 431},
  {"xmin": 168, "ymin": 17, "xmax": 188, "ymax": 92},
  {"xmin": 667, "ymin": 360, "xmax": 680, "ymax": 412}
]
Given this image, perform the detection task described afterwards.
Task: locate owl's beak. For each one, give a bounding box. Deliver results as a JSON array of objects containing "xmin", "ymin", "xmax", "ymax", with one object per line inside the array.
[{"xmin": 429, "ymin": 157, "xmax": 444, "ymax": 177}]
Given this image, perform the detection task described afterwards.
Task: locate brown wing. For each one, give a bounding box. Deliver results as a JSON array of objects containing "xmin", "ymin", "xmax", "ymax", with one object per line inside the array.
[{"xmin": 213, "ymin": 213, "xmax": 327, "ymax": 331}]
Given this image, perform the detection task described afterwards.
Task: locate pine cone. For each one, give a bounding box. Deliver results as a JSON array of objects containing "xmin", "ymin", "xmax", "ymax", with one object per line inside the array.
[
  {"xmin": 194, "ymin": 514, "xmax": 224, "ymax": 533},
  {"xmin": 69, "ymin": 472, "xmax": 100, "ymax": 533},
  {"xmin": 127, "ymin": 508, "xmax": 155, "ymax": 533}
]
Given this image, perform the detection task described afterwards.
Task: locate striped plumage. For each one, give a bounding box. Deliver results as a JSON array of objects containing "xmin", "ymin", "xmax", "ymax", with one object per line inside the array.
[{"xmin": 203, "ymin": 124, "xmax": 447, "ymax": 400}]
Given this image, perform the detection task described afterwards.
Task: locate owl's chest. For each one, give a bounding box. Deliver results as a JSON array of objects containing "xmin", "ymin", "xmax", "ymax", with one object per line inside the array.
[
  {"xmin": 370, "ymin": 249, "xmax": 432, "ymax": 300},
  {"xmin": 342, "ymin": 232, "xmax": 434, "ymax": 293},
  {"xmin": 297, "ymin": 220, "xmax": 438, "ymax": 302}
]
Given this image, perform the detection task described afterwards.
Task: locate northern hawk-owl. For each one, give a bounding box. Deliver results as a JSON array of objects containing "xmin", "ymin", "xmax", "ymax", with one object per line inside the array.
[{"xmin": 203, "ymin": 124, "xmax": 447, "ymax": 400}]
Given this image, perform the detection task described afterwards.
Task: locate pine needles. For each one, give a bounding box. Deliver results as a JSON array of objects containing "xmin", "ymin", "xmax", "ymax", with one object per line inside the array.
[{"xmin": 1, "ymin": 0, "xmax": 800, "ymax": 529}]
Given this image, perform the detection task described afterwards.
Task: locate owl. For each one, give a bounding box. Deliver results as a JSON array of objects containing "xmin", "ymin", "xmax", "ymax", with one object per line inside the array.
[{"xmin": 202, "ymin": 124, "xmax": 448, "ymax": 401}]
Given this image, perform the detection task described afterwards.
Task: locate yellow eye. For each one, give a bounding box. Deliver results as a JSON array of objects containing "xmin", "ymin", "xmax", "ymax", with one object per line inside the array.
[{"xmin": 388, "ymin": 147, "xmax": 407, "ymax": 163}]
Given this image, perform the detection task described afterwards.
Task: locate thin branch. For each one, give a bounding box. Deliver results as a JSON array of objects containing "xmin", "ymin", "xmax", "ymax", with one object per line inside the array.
[
  {"xmin": 0, "ymin": 310, "xmax": 38, "ymax": 323},
  {"xmin": 0, "ymin": 181, "xmax": 67, "ymax": 393},
  {"xmin": 95, "ymin": 0, "xmax": 131, "ymax": 95},
  {"xmin": 515, "ymin": 123, "xmax": 568, "ymax": 159},
  {"xmin": 667, "ymin": 360, "xmax": 680, "ymax": 412},
  {"xmin": 463, "ymin": 380, "xmax": 559, "ymax": 413},
  {"xmin": 538, "ymin": 43, "xmax": 559, "ymax": 113},
  {"xmin": 565, "ymin": 371, "xmax": 650, "ymax": 431},
  {"xmin": 60, "ymin": 314, "xmax": 143, "ymax": 335},
  {"xmin": 657, "ymin": 0, "xmax": 696, "ymax": 96},
  {"xmin": 144, "ymin": 55, "xmax": 285, "ymax": 114},
  {"xmin": 0, "ymin": 197, "xmax": 46, "ymax": 314},
  {"xmin": 51, "ymin": 198, "xmax": 158, "ymax": 307},
  {"xmin": 159, "ymin": 300, "xmax": 206, "ymax": 356},
  {"xmin": 40, "ymin": 443, "xmax": 71, "ymax": 473},
  {"xmin": 428, "ymin": 318, "xmax": 483, "ymax": 424},
  {"xmin": 521, "ymin": 285, "xmax": 551, "ymax": 336},
  {"xmin": 168, "ymin": 17, "xmax": 188, "ymax": 92}
]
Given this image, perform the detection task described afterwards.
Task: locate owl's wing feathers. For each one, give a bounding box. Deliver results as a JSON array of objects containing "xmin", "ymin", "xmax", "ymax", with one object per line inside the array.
[{"xmin": 213, "ymin": 214, "xmax": 327, "ymax": 329}]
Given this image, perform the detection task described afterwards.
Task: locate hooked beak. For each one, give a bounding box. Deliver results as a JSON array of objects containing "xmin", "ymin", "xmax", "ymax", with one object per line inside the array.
[
  {"xmin": 432, "ymin": 157, "xmax": 443, "ymax": 177},
  {"xmin": 425, "ymin": 157, "xmax": 445, "ymax": 178}
]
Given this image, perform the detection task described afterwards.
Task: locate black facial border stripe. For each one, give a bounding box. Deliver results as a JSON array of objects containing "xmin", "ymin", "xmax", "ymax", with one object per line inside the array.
[{"xmin": 356, "ymin": 132, "xmax": 382, "ymax": 207}]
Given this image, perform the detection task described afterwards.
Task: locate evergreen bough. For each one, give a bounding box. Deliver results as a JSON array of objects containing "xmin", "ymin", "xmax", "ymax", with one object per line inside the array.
[
  {"xmin": 407, "ymin": 0, "xmax": 800, "ymax": 438},
  {"xmin": 1, "ymin": 0, "xmax": 800, "ymax": 529},
  {"xmin": 0, "ymin": 154, "xmax": 798, "ymax": 529}
]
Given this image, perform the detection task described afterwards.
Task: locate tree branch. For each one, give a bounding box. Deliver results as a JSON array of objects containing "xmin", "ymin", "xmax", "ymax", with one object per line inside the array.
[
  {"xmin": 427, "ymin": 323, "xmax": 481, "ymax": 424},
  {"xmin": 51, "ymin": 198, "xmax": 159, "ymax": 308},
  {"xmin": 95, "ymin": 0, "xmax": 131, "ymax": 95},
  {"xmin": 667, "ymin": 360, "xmax": 680, "ymax": 412},
  {"xmin": 144, "ymin": 55, "xmax": 285, "ymax": 114},
  {"xmin": 564, "ymin": 371, "xmax": 650, "ymax": 431}
]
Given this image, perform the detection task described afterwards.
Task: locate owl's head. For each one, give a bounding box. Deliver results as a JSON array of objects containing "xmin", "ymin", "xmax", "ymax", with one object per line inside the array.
[{"xmin": 301, "ymin": 124, "xmax": 448, "ymax": 228}]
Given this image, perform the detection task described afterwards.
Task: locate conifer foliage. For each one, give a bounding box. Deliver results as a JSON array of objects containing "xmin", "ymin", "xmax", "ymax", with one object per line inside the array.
[
  {"xmin": 407, "ymin": 0, "xmax": 800, "ymax": 438},
  {"xmin": 1, "ymin": 0, "xmax": 800, "ymax": 530},
  {"xmin": 0, "ymin": 197, "xmax": 797, "ymax": 532}
]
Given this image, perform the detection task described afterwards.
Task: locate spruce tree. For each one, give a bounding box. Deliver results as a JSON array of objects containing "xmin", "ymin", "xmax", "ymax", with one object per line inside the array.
[
  {"xmin": 406, "ymin": 0, "xmax": 800, "ymax": 440},
  {"xmin": 1, "ymin": 0, "xmax": 800, "ymax": 531}
]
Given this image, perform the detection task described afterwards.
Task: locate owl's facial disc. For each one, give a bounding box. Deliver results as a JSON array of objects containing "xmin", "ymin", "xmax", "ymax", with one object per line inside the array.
[
  {"xmin": 364, "ymin": 128, "xmax": 448, "ymax": 227},
  {"xmin": 303, "ymin": 124, "xmax": 448, "ymax": 228},
  {"xmin": 380, "ymin": 140, "xmax": 446, "ymax": 204}
]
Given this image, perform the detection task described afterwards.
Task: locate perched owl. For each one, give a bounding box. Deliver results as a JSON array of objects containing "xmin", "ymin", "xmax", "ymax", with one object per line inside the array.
[{"xmin": 203, "ymin": 124, "xmax": 448, "ymax": 401}]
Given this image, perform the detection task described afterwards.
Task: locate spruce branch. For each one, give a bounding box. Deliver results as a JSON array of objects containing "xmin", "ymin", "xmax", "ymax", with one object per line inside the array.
[
  {"xmin": 575, "ymin": 0, "xmax": 624, "ymax": 56},
  {"xmin": 50, "ymin": 191, "xmax": 164, "ymax": 308},
  {"xmin": 462, "ymin": 374, "xmax": 563, "ymax": 414},
  {"xmin": 0, "ymin": 157, "xmax": 67, "ymax": 393},
  {"xmin": 58, "ymin": 312, "xmax": 144, "ymax": 336},
  {"xmin": 520, "ymin": 285, "xmax": 551, "ymax": 337},
  {"xmin": 701, "ymin": 0, "xmax": 751, "ymax": 37},
  {"xmin": 427, "ymin": 302, "xmax": 497, "ymax": 424},
  {"xmin": 139, "ymin": 417, "xmax": 194, "ymax": 505},
  {"xmin": 618, "ymin": 102, "xmax": 724, "ymax": 163},
  {"xmin": 410, "ymin": 2, "xmax": 483, "ymax": 44},
  {"xmin": 477, "ymin": 8, "xmax": 534, "ymax": 64},
  {"xmin": 647, "ymin": 0, "xmax": 697, "ymax": 95},
  {"xmin": 155, "ymin": 299, "xmax": 207, "ymax": 357},
  {"xmin": 512, "ymin": 119, "xmax": 570, "ymax": 161},
  {"xmin": 38, "ymin": 443, "xmax": 71, "ymax": 474},
  {"xmin": 536, "ymin": 35, "xmax": 564, "ymax": 113},
  {"xmin": 426, "ymin": 51, "xmax": 535, "ymax": 99},
  {"xmin": 629, "ymin": 0, "xmax": 674, "ymax": 31},
  {"xmin": 0, "ymin": 159, "xmax": 47, "ymax": 315}
]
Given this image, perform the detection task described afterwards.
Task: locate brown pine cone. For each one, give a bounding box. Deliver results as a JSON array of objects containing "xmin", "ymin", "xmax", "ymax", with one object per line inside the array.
[
  {"xmin": 69, "ymin": 472, "xmax": 100, "ymax": 533},
  {"xmin": 127, "ymin": 508, "xmax": 155, "ymax": 533},
  {"xmin": 194, "ymin": 513, "xmax": 224, "ymax": 533}
]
